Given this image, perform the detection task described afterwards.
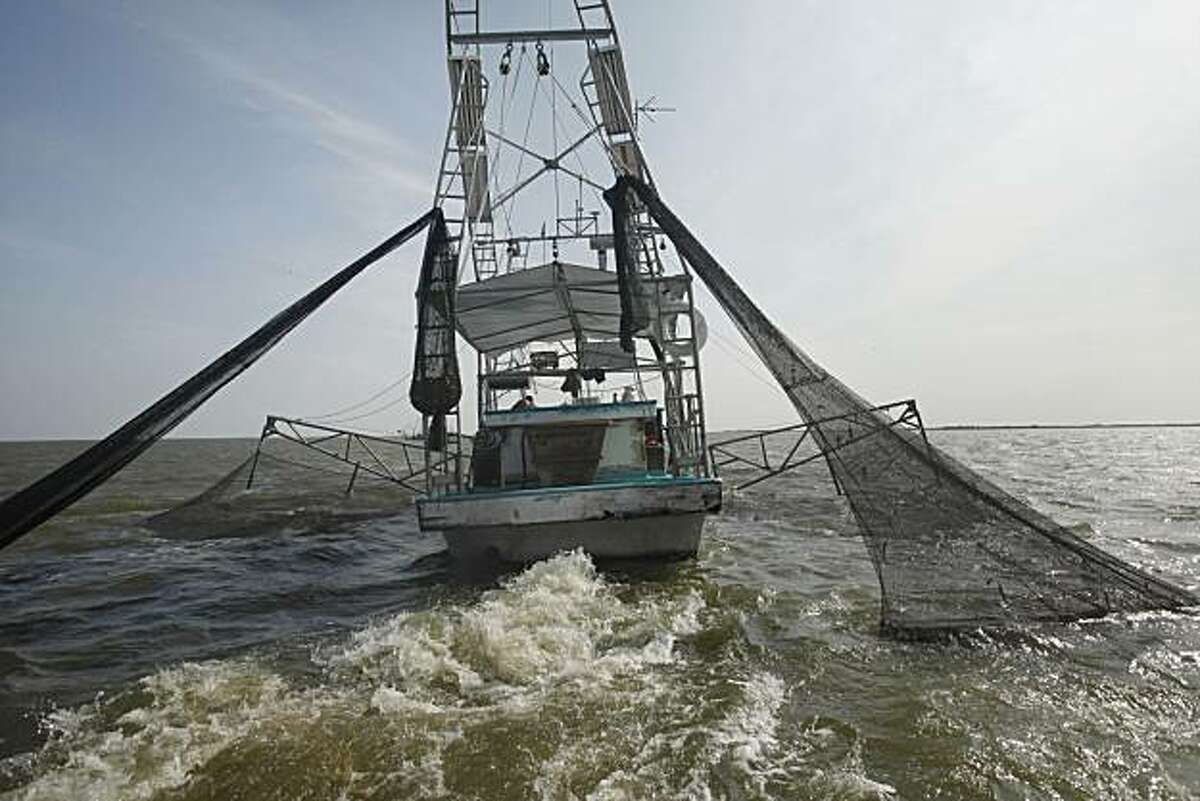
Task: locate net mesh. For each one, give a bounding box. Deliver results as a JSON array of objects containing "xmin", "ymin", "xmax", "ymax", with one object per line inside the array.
[
  {"xmin": 410, "ymin": 209, "xmax": 461, "ymax": 416},
  {"xmin": 618, "ymin": 176, "xmax": 1197, "ymax": 636},
  {"xmin": 148, "ymin": 437, "xmax": 417, "ymax": 540},
  {"xmin": 602, "ymin": 182, "xmax": 650, "ymax": 352}
]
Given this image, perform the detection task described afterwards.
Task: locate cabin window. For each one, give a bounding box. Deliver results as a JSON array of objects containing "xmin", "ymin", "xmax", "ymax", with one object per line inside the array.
[
  {"xmin": 526, "ymin": 423, "xmax": 608, "ymax": 487},
  {"xmin": 470, "ymin": 409, "xmax": 662, "ymax": 491}
]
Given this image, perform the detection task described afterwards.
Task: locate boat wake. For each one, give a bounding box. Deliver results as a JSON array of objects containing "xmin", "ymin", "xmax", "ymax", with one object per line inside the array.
[{"xmin": 5, "ymin": 551, "xmax": 879, "ymax": 801}]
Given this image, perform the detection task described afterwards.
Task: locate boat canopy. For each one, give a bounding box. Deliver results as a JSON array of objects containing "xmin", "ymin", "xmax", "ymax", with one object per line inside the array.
[{"xmin": 455, "ymin": 260, "xmax": 628, "ymax": 353}]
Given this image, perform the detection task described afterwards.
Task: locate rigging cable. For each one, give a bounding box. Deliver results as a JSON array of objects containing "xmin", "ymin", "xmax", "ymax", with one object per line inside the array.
[
  {"xmin": 491, "ymin": 43, "xmax": 525, "ymax": 245},
  {"xmin": 502, "ymin": 56, "xmax": 543, "ymax": 236},
  {"xmin": 549, "ymin": 42, "xmax": 561, "ymax": 227},
  {"xmin": 312, "ymin": 391, "xmax": 412, "ymax": 426},
  {"xmin": 545, "ymin": 74, "xmax": 607, "ymax": 213},
  {"xmin": 300, "ymin": 370, "xmax": 413, "ymax": 422},
  {"xmin": 709, "ymin": 329, "xmax": 785, "ymax": 393},
  {"xmin": 488, "ymin": 46, "xmax": 513, "ymax": 243}
]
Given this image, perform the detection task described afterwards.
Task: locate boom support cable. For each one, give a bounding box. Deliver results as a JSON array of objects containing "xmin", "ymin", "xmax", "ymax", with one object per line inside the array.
[
  {"xmin": 0, "ymin": 209, "xmax": 436, "ymax": 552},
  {"xmin": 611, "ymin": 175, "xmax": 1196, "ymax": 636}
]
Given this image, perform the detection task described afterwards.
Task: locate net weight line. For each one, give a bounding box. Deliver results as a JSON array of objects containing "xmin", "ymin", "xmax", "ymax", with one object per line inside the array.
[{"xmin": 0, "ymin": 209, "xmax": 437, "ymax": 552}]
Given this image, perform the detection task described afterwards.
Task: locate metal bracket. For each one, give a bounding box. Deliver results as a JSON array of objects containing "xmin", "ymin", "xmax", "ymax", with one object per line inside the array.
[
  {"xmin": 706, "ymin": 399, "xmax": 932, "ymax": 493},
  {"xmin": 247, "ymin": 415, "xmax": 468, "ymax": 495}
]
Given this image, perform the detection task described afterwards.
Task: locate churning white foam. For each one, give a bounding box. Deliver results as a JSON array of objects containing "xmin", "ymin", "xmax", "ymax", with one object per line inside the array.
[
  {"xmin": 326, "ymin": 549, "xmax": 705, "ymax": 707},
  {"xmin": 4, "ymin": 548, "xmax": 911, "ymax": 801},
  {"xmin": 713, "ymin": 672, "xmax": 788, "ymax": 779},
  {"xmin": 6, "ymin": 659, "xmax": 303, "ymax": 801},
  {"xmin": 6, "ymin": 551, "xmax": 713, "ymax": 800}
]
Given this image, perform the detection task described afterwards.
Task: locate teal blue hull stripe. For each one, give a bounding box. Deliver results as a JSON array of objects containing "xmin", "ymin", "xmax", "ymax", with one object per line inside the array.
[{"xmin": 429, "ymin": 475, "xmax": 719, "ymax": 504}]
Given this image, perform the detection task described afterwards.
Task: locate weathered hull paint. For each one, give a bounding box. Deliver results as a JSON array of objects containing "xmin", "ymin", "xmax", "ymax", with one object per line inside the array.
[
  {"xmin": 441, "ymin": 512, "xmax": 707, "ymax": 562},
  {"xmin": 417, "ymin": 478, "xmax": 722, "ymax": 562}
]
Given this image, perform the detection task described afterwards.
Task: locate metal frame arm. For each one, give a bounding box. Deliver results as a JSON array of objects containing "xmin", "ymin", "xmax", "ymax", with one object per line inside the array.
[
  {"xmin": 707, "ymin": 400, "xmax": 932, "ymax": 492},
  {"xmin": 490, "ymin": 126, "xmax": 603, "ymax": 209}
]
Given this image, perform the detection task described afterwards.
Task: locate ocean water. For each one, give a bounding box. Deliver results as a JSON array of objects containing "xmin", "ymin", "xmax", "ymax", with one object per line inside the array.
[{"xmin": 0, "ymin": 429, "xmax": 1197, "ymax": 800}]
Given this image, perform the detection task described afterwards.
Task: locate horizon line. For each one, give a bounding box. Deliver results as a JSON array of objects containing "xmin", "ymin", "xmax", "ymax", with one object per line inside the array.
[{"xmin": 4, "ymin": 420, "xmax": 1200, "ymax": 443}]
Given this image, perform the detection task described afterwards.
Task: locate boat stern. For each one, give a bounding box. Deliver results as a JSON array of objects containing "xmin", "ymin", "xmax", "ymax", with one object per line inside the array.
[{"xmin": 417, "ymin": 476, "xmax": 721, "ymax": 562}]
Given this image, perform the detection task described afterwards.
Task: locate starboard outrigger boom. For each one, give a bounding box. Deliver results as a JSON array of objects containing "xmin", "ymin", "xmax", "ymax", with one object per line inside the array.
[{"xmin": 609, "ymin": 174, "xmax": 1196, "ymax": 635}]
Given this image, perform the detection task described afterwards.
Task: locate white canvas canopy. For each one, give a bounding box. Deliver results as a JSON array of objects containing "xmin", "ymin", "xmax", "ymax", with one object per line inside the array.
[{"xmin": 455, "ymin": 261, "xmax": 627, "ymax": 353}]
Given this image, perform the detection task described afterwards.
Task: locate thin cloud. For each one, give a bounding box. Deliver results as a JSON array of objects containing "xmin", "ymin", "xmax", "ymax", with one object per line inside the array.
[
  {"xmin": 0, "ymin": 221, "xmax": 86, "ymax": 267},
  {"xmin": 190, "ymin": 42, "xmax": 429, "ymax": 196},
  {"xmin": 136, "ymin": 10, "xmax": 430, "ymax": 201}
]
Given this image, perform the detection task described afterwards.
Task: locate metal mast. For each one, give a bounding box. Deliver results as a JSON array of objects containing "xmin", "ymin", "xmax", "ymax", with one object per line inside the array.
[{"xmin": 435, "ymin": 0, "xmax": 711, "ymax": 477}]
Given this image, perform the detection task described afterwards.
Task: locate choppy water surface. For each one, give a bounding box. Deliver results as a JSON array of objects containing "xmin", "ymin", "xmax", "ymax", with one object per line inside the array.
[{"xmin": 1, "ymin": 429, "xmax": 1198, "ymax": 800}]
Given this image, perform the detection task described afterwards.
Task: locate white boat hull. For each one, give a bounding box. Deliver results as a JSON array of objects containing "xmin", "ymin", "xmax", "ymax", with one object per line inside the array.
[{"xmin": 417, "ymin": 478, "xmax": 721, "ymax": 562}]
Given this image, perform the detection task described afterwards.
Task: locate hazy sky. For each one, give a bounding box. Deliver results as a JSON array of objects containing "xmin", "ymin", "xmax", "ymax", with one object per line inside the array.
[{"xmin": 2, "ymin": 0, "xmax": 1198, "ymax": 440}]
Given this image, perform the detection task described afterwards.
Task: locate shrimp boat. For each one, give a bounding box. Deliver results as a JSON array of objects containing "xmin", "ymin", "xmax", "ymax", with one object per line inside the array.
[
  {"xmin": 228, "ymin": 1, "xmax": 717, "ymax": 563},
  {"xmin": 7, "ymin": 2, "xmax": 1195, "ymax": 636},
  {"xmin": 409, "ymin": 0, "xmax": 721, "ymax": 561}
]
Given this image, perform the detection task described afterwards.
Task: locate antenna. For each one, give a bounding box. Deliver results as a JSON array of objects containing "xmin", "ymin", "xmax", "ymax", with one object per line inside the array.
[{"xmin": 635, "ymin": 94, "xmax": 676, "ymax": 123}]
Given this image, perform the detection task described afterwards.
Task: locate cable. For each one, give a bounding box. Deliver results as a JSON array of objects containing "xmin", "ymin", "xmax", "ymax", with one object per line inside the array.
[
  {"xmin": 300, "ymin": 370, "xmax": 413, "ymax": 421},
  {"xmin": 504, "ymin": 62, "xmax": 543, "ymax": 233},
  {"xmin": 492, "ymin": 47, "xmax": 528, "ymax": 242},
  {"xmin": 546, "ymin": 75, "xmax": 607, "ymax": 212},
  {"xmin": 709, "ymin": 329, "xmax": 783, "ymax": 393}
]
